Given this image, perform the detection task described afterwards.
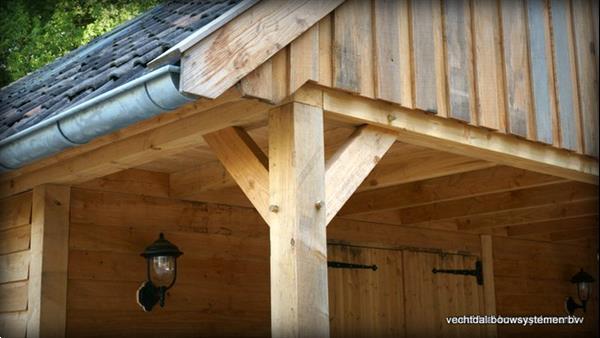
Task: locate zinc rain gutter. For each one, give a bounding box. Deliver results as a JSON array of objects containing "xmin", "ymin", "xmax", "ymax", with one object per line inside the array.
[{"xmin": 0, "ymin": 65, "xmax": 196, "ymax": 172}]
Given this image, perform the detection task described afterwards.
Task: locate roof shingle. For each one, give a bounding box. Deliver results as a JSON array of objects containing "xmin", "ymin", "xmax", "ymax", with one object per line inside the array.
[{"xmin": 0, "ymin": 0, "xmax": 242, "ymax": 141}]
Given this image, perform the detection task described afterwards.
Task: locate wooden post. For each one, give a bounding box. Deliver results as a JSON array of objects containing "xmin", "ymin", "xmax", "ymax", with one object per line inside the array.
[
  {"xmin": 28, "ymin": 185, "xmax": 70, "ymax": 338},
  {"xmin": 269, "ymin": 102, "xmax": 329, "ymax": 337},
  {"xmin": 480, "ymin": 235, "xmax": 498, "ymax": 338}
]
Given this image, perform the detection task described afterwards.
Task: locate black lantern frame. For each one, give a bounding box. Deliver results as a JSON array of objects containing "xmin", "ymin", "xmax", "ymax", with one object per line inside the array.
[
  {"xmin": 565, "ymin": 268, "xmax": 595, "ymax": 315},
  {"xmin": 137, "ymin": 233, "xmax": 183, "ymax": 312}
]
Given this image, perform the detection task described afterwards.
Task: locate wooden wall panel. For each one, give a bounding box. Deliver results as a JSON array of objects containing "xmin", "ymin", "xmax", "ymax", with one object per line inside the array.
[
  {"xmin": 67, "ymin": 188, "xmax": 271, "ymax": 338},
  {"xmin": 472, "ymin": 0, "xmax": 504, "ymax": 131},
  {"xmin": 526, "ymin": 0, "xmax": 557, "ymax": 145},
  {"xmin": 493, "ymin": 236, "xmax": 597, "ymax": 338},
  {"xmin": 444, "ymin": 0, "xmax": 475, "ymax": 123},
  {"xmin": 500, "ymin": 0, "xmax": 534, "ymax": 139},
  {"xmin": 0, "ymin": 191, "xmax": 31, "ymax": 338},
  {"xmin": 333, "ymin": 0, "xmax": 374, "ymax": 97},
  {"xmin": 572, "ymin": 0, "xmax": 599, "ymax": 157},
  {"xmin": 550, "ymin": 0, "xmax": 582, "ymax": 151},
  {"xmin": 241, "ymin": 0, "xmax": 598, "ymax": 158}
]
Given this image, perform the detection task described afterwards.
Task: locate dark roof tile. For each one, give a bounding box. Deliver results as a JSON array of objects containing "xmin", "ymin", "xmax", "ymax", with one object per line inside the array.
[{"xmin": 0, "ymin": 0, "xmax": 242, "ymax": 141}]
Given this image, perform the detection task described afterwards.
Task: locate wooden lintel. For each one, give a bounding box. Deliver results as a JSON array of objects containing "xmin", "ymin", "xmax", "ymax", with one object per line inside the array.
[
  {"xmin": 324, "ymin": 125, "xmax": 396, "ymax": 224},
  {"xmin": 312, "ymin": 85, "xmax": 598, "ymax": 185},
  {"xmin": 204, "ymin": 127, "xmax": 270, "ymax": 223}
]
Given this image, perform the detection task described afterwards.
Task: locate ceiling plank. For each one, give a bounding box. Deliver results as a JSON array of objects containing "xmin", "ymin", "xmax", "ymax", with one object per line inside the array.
[
  {"xmin": 347, "ymin": 181, "xmax": 597, "ymax": 225},
  {"xmin": 338, "ymin": 166, "xmax": 564, "ymax": 216},
  {"xmin": 507, "ymin": 215, "xmax": 598, "ymax": 237}
]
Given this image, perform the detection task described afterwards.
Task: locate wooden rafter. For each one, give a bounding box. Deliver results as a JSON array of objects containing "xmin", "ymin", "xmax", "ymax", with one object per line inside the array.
[{"xmin": 506, "ymin": 215, "xmax": 598, "ymax": 237}]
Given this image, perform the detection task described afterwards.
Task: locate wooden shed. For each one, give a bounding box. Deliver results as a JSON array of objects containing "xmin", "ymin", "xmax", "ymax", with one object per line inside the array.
[{"xmin": 0, "ymin": 0, "xmax": 598, "ymax": 337}]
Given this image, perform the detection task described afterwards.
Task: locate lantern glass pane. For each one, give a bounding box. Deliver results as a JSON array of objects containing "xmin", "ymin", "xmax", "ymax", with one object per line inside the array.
[
  {"xmin": 150, "ymin": 256, "xmax": 176, "ymax": 287},
  {"xmin": 577, "ymin": 282, "xmax": 591, "ymax": 302}
]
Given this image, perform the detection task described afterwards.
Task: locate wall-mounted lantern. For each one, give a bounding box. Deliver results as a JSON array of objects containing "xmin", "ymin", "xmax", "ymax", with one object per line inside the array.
[
  {"xmin": 137, "ymin": 233, "xmax": 183, "ymax": 312},
  {"xmin": 565, "ymin": 269, "xmax": 595, "ymax": 315}
]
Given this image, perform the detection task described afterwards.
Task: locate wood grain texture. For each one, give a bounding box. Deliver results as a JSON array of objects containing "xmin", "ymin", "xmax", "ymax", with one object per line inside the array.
[
  {"xmin": 0, "ymin": 192, "xmax": 32, "ymax": 231},
  {"xmin": 0, "ymin": 251, "xmax": 29, "ymax": 284},
  {"xmin": 526, "ymin": 0, "xmax": 556, "ymax": 145},
  {"xmin": 411, "ymin": 0, "xmax": 440, "ymax": 113},
  {"xmin": 339, "ymin": 166, "xmax": 562, "ymax": 216},
  {"xmin": 444, "ymin": 0, "xmax": 475, "ymax": 123},
  {"xmin": 325, "ymin": 125, "xmax": 396, "ymax": 224},
  {"xmin": 550, "ymin": 0, "xmax": 582, "ymax": 151},
  {"xmin": 181, "ymin": 0, "xmax": 343, "ymax": 98},
  {"xmin": 373, "ymin": 0, "xmax": 403, "ymax": 104},
  {"xmin": 473, "ymin": 0, "xmax": 504, "ymax": 131},
  {"xmin": 333, "ymin": 0, "xmax": 374, "ymax": 96},
  {"xmin": 572, "ymin": 0, "xmax": 599, "ymax": 157},
  {"xmin": 0, "ymin": 225, "xmax": 30, "ymax": 255},
  {"xmin": 480, "ymin": 235, "xmax": 497, "ymax": 338},
  {"xmin": 28, "ymin": 185, "xmax": 70, "ymax": 338},
  {"xmin": 0, "ymin": 281, "xmax": 28, "ymax": 313},
  {"xmin": 322, "ymin": 87, "xmax": 599, "ymax": 184},
  {"xmin": 501, "ymin": 0, "xmax": 534, "ymax": 139},
  {"xmin": 204, "ymin": 127, "xmax": 270, "ymax": 223},
  {"xmin": 268, "ymin": 102, "xmax": 329, "ymax": 337},
  {"xmin": 290, "ymin": 25, "xmax": 320, "ymax": 94}
]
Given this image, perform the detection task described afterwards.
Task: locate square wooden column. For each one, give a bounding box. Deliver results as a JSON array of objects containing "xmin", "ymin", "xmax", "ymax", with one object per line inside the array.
[
  {"xmin": 268, "ymin": 102, "xmax": 329, "ymax": 338},
  {"xmin": 28, "ymin": 185, "xmax": 70, "ymax": 338}
]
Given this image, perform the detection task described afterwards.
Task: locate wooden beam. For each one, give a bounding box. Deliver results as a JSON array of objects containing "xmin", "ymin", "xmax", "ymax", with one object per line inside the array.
[
  {"xmin": 325, "ymin": 125, "xmax": 396, "ymax": 224},
  {"xmin": 268, "ymin": 102, "xmax": 329, "ymax": 337},
  {"xmin": 317, "ymin": 86, "xmax": 598, "ymax": 184},
  {"xmin": 181, "ymin": 0, "xmax": 344, "ymax": 98},
  {"xmin": 358, "ymin": 148, "xmax": 495, "ymax": 191},
  {"xmin": 480, "ymin": 235, "xmax": 498, "ymax": 338},
  {"xmin": 455, "ymin": 199, "xmax": 598, "ymax": 231},
  {"xmin": 339, "ymin": 166, "xmax": 563, "ymax": 216},
  {"xmin": 506, "ymin": 215, "xmax": 598, "ymax": 237},
  {"xmin": 204, "ymin": 127, "xmax": 270, "ymax": 223},
  {"xmin": 28, "ymin": 185, "xmax": 70, "ymax": 338},
  {"xmin": 0, "ymin": 98, "xmax": 270, "ymax": 199},
  {"xmin": 350, "ymin": 181, "xmax": 597, "ymax": 226}
]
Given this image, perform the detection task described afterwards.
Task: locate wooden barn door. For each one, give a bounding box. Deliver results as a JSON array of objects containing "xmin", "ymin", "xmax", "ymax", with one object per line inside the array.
[{"xmin": 328, "ymin": 245, "xmax": 487, "ymax": 338}]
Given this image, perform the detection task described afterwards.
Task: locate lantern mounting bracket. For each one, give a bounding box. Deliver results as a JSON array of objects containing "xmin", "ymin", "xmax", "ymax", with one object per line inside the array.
[{"xmin": 432, "ymin": 260, "xmax": 484, "ymax": 285}]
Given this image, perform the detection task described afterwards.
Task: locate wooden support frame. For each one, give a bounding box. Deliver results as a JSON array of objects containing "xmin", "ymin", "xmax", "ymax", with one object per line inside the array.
[
  {"xmin": 204, "ymin": 127, "xmax": 270, "ymax": 222},
  {"xmin": 480, "ymin": 235, "xmax": 498, "ymax": 338},
  {"xmin": 28, "ymin": 185, "xmax": 70, "ymax": 338},
  {"xmin": 293, "ymin": 85, "xmax": 598, "ymax": 184},
  {"xmin": 205, "ymin": 101, "xmax": 397, "ymax": 337}
]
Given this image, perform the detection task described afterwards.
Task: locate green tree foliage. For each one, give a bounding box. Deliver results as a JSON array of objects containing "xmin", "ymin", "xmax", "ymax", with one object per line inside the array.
[{"xmin": 0, "ymin": 0, "xmax": 158, "ymax": 87}]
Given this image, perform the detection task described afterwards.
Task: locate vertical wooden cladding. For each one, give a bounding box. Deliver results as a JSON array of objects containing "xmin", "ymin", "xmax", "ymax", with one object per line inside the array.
[
  {"xmin": 410, "ymin": 0, "xmax": 447, "ymax": 115},
  {"xmin": 0, "ymin": 191, "xmax": 33, "ymax": 338},
  {"xmin": 526, "ymin": 0, "xmax": 557, "ymax": 145},
  {"xmin": 444, "ymin": 0, "xmax": 476, "ymax": 123},
  {"xmin": 572, "ymin": 0, "xmax": 599, "ymax": 157},
  {"xmin": 500, "ymin": 0, "xmax": 535, "ymax": 139},
  {"xmin": 550, "ymin": 0, "xmax": 582, "ymax": 151},
  {"xmin": 473, "ymin": 0, "xmax": 504, "ymax": 131},
  {"xmin": 240, "ymin": 0, "xmax": 598, "ymax": 157},
  {"xmin": 333, "ymin": 0, "xmax": 374, "ymax": 97},
  {"xmin": 373, "ymin": 0, "xmax": 412, "ymax": 107}
]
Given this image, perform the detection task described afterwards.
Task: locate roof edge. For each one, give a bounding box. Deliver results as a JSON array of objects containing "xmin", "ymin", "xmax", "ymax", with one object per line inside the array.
[{"xmin": 147, "ymin": 0, "xmax": 259, "ymax": 69}]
